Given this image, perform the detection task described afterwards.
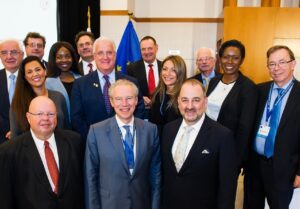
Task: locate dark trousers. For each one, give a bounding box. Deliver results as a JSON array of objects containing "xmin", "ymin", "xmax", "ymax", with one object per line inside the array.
[{"xmin": 244, "ymin": 153, "xmax": 294, "ymax": 209}]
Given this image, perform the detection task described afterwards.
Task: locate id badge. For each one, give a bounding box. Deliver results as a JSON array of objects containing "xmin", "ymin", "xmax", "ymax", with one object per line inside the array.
[{"xmin": 257, "ymin": 124, "xmax": 270, "ymax": 138}]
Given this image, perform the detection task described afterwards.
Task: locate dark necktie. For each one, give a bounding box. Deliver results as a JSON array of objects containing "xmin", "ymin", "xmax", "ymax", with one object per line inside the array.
[
  {"xmin": 264, "ymin": 88, "xmax": 284, "ymax": 158},
  {"xmin": 123, "ymin": 125, "xmax": 134, "ymax": 169},
  {"xmin": 148, "ymin": 64, "xmax": 155, "ymax": 96},
  {"xmin": 88, "ymin": 63, "xmax": 93, "ymax": 74},
  {"xmin": 103, "ymin": 75, "xmax": 112, "ymax": 114},
  {"xmin": 44, "ymin": 141, "xmax": 59, "ymax": 194}
]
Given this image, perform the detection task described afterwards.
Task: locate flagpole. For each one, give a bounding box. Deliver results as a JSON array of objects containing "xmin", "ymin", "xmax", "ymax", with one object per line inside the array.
[
  {"xmin": 128, "ymin": 12, "xmax": 133, "ymax": 21},
  {"xmin": 87, "ymin": 6, "xmax": 91, "ymax": 32}
]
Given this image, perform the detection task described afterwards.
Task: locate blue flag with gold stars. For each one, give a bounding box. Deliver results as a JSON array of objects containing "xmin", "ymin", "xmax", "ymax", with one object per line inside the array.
[{"xmin": 116, "ymin": 20, "xmax": 141, "ymax": 74}]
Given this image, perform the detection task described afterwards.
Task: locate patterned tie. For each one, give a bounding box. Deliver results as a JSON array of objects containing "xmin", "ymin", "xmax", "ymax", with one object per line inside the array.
[
  {"xmin": 148, "ymin": 64, "xmax": 155, "ymax": 96},
  {"xmin": 174, "ymin": 126, "xmax": 193, "ymax": 172},
  {"xmin": 264, "ymin": 88, "xmax": 284, "ymax": 158},
  {"xmin": 103, "ymin": 75, "xmax": 112, "ymax": 114},
  {"xmin": 88, "ymin": 63, "xmax": 93, "ymax": 74},
  {"xmin": 44, "ymin": 141, "xmax": 59, "ymax": 194},
  {"xmin": 204, "ymin": 77, "xmax": 209, "ymax": 92},
  {"xmin": 8, "ymin": 74, "xmax": 16, "ymax": 104},
  {"xmin": 123, "ymin": 125, "xmax": 134, "ymax": 169}
]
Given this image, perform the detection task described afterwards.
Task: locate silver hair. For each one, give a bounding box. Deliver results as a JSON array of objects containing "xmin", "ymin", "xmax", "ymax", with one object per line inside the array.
[
  {"xmin": 195, "ymin": 47, "xmax": 216, "ymax": 59},
  {"xmin": 109, "ymin": 79, "xmax": 139, "ymax": 98},
  {"xmin": 93, "ymin": 36, "xmax": 116, "ymax": 53}
]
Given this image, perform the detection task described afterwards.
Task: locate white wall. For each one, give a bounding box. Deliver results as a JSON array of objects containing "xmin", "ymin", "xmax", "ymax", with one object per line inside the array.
[{"xmin": 0, "ymin": 0, "xmax": 57, "ymax": 68}]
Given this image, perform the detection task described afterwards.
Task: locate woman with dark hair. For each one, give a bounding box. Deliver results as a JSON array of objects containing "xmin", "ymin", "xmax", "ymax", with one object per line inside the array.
[
  {"xmin": 9, "ymin": 56, "xmax": 70, "ymax": 139},
  {"xmin": 149, "ymin": 55, "xmax": 187, "ymax": 135},
  {"xmin": 46, "ymin": 41, "xmax": 81, "ymax": 117},
  {"xmin": 206, "ymin": 39, "xmax": 257, "ymax": 168}
]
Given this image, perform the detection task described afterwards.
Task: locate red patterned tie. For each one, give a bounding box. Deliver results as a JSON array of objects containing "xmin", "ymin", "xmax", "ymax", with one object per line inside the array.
[
  {"xmin": 88, "ymin": 63, "xmax": 93, "ymax": 74},
  {"xmin": 148, "ymin": 64, "xmax": 155, "ymax": 96},
  {"xmin": 44, "ymin": 141, "xmax": 59, "ymax": 194}
]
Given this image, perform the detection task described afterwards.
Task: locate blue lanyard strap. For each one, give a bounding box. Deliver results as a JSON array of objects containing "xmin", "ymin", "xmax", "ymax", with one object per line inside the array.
[
  {"xmin": 118, "ymin": 125, "xmax": 136, "ymax": 149},
  {"xmin": 265, "ymin": 80, "xmax": 294, "ymax": 123}
]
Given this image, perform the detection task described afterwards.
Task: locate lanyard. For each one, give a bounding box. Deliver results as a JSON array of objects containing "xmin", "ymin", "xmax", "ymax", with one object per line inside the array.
[{"xmin": 265, "ymin": 80, "xmax": 294, "ymax": 123}]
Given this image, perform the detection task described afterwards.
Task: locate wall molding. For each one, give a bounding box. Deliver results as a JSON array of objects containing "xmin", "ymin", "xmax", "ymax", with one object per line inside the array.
[{"xmin": 100, "ymin": 10, "xmax": 224, "ymax": 23}]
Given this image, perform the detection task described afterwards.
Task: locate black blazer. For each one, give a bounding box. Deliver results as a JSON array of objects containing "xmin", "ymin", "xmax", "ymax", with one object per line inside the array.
[
  {"xmin": 206, "ymin": 72, "xmax": 258, "ymax": 165},
  {"xmin": 0, "ymin": 129, "xmax": 84, "ymax": 209},
  {"xmin": 127, "ymin": 59, "xmax": 162, "ymax": 97},
  {"xmin": 78, "ymin": 61, "xmax": 84, "ymax": 76},
  {"xmin": 249, "ymin": 80, "xmax": 300, "ymax": 189},
  {"xmin": 0, "ymin": 69, "xmax": 10, "ymax": 143},
  {"xmin": 161, "ymin": 117, "xmax": 237, "ymax": 209}
]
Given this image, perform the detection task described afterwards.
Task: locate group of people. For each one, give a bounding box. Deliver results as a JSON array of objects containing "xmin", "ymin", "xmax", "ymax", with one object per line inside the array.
[{"xmin": 0, "ymin": 30, "xmax": 299, "ymax": 209}]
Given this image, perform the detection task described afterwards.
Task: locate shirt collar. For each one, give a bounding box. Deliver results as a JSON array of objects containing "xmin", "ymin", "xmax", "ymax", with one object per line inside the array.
[
  {"xmin": 115, "ymin": 115, "xmax": 134, "ymax": 128},
  {"xmin": 30, "ymin": 129, "xmax": 56, "ymax": 149}
]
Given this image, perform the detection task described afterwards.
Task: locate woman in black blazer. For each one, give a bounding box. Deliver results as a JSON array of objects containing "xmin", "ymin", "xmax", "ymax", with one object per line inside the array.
[{"xmin": 206, "ymin": 39, "xmax": 257, "ymax": 168}]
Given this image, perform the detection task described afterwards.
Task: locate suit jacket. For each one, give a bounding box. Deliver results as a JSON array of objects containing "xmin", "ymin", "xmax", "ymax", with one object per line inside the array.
[
  {"xmin": 206, "ymin": 72, "xmax": 257, "ymax": 165},
  {"xmin": 0, "ymin": 69, "xmax": 10, "ymax": 143},
  {"xmin": 190, "ymin": 70, "xmax": 221, "ymax": 84},
  {"xmin": 0, "ymin": 129, "xmax": 84, "ymax": 209},
  {"xmin": 161, "ymin": 117, "xmax": 237, "ymax": 209},
  {"xmin": 78, "ymin": 61, "xmax": 84, "ymax": 76},
  {"xmin": 71, "ymin": 70, "xmax": 145, "ymax": 139},
  {"xmin": 127, "ymin": 59, "xmax": 162, "ymax": 97},
  {"xmin": 84, "ymin": 117, "xmax": 161, "ymax": 209},
  {"xmin": 249, "ymin": 80, "xmax": 300, "ymax": 190}
]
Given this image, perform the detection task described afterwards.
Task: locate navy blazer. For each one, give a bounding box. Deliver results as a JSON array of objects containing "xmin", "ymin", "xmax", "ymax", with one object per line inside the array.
[
  {"xmin": 249, "ymin": 80, "xmax": 300, "ymax": 190},
  {"xmin": 161, "ymin": 117, "xmax": 237, "ymax": 209},
  {"xmin": 127, "ymin": 59, "xmax": 162, "ymax": 97},
  {"xmin": 71, "ymin": 70, "xmax": 145, "ymax": 139},
  {"xmin": 206, "ymin": 72, "xmax": 258, "ymax": 165},
  {"xmin": 0, "ymin": 69, "xmax": 10, "ymax": 143},
  {"xmin": 84, "ymin": 117, "xmax": 161, "ymax": 209},
  {"xmin": 190, "ymin": 70, "xmax": 221, "ymax": 84}
]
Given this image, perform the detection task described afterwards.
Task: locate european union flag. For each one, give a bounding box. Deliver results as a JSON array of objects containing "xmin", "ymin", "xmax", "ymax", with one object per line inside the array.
[{"xmin": 116, "ymin": 20, "xmax": 141, "ymax": 74}]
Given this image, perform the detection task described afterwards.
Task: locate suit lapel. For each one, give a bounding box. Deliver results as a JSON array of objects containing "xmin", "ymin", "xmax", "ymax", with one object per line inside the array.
[
  {"xmin": 131, "ymin": 119, "xmax": 145, "ymax": 177},
  {"xmin": 278, "ymin": 81, "xmax": 300, "ymax": 131},
  {"xmin": 107, "ymin": 118, "xmax": 130, "ymax": 175},
  {"xmin": 23, "ymin": 133, "xmax": 53, "ymax": 195},
  {"xmin": 55, "ymin": 130, "xmax": 71, "ymax": 195},
  {"xmin": 179, "ymin": 117, "xmax": 212, "ymax": 173},
  {"xmin": 0, "ymin": 70, "xmax": 10, "ymax": 108}
]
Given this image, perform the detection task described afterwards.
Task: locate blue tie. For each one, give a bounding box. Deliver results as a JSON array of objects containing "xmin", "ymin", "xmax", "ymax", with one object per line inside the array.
[
  {"xmin": 103, "ymin": 75, "xmax": 111, "ymax": 114},
  {"xmin": 9, "ymin": 74, "xmax": 16, "ymax": 104},
  {"xmin": 264, "ymin": 88, "xmax": 284, "ymax": 158},
  {"xmin": 123, "ymin": 125, "xmax": 134, "ymax": 169}
]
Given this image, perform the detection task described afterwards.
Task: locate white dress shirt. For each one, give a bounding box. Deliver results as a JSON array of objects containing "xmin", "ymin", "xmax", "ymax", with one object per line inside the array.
[
  {"xmin": 31, "ymin": 129, "xmax": 59, "ymax": 192},
  {"xmin": 82, "ymin": 60, "xmax": 96, "ymax": 75}
]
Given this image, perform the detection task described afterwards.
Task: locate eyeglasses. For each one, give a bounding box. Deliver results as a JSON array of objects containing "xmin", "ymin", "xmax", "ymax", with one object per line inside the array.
[
  {"xmin": 267, "ymin": 60, "xmax": 294, "ymax": 70},
  {"xmin": 77, "ymin": 42, "xmax": 93, "ymax": 49},
  {"xmin": 0, "ymin": 50, "xmax": 22, "ymax": 57},
  {"xmin": 196, "ymin": 57, "xmax": 214, "ymax": 63},
  {"xmin": 28, "ymin": 112, "xmax": 56, "ymax": 118},
  {"xmin": 112, "ymin": 96, "xmax": 136, "ymax": 104},
  {"xmin": 26, "ymin": 43, "xmax": 44, "ymax": 49}
]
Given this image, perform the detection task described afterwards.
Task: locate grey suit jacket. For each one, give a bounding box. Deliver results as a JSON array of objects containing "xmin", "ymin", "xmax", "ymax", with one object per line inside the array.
[{"xmin": 84, "ymin": 116, "xmax": 161, "ymax": 209}]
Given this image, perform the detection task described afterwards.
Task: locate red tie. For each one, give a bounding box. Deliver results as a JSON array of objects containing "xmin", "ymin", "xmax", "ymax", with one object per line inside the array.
[
  {"xmin": 44, "ymin": 141, "xmax": 59, "ymax": 194},
  {"xmin": 148, "ymin": 64, "xmax": 155, "ymax": 96},
  {"xmin": 88, "ymin": 63, "xmax": 93, "ymax": 74}
]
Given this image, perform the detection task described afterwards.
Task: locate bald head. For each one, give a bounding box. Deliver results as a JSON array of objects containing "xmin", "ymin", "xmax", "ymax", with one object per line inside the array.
[{"xmin": 27, "ymin": 96, "xmax": 57, "ymax": 140}]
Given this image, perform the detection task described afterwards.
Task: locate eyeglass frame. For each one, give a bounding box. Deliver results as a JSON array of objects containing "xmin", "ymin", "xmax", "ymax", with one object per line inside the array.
[
  {"xmin": 27, "ymin": 112, "xmax": 57, "ymax": 118},
  {"xmin": 196, "ymin": 57, "xmax": 214, "ymax": 63},
  {"xmin": 26, "ymin": 42, "xmax": 44, "ymax": 49},
  {"xmin": 267, "ymin": 60, "xmax": 294, "ymax": 70},
  {"xmin": 0, "ymin": 50, "xmax": 23, "ymax": 57}
]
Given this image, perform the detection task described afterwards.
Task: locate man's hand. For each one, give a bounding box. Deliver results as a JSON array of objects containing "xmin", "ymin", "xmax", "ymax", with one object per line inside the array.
[
  {"xmin": 293, "ymin": 175, "xmax": 300, "ymax": 188},
  {"xmin": 143, "ymin": 96, "xmax": 152, "ymax": 108},
  {"xmin": 5, "ymin": 131, "xmax": 11, "ymax": 140}
]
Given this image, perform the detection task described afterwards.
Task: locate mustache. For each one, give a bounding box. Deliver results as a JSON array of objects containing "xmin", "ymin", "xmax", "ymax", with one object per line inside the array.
[{"xmin": 184, "ymin": 108, "xmax": 196, "ymax": 112}]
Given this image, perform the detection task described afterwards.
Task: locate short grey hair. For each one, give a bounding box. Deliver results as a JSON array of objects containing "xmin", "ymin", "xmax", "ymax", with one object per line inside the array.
[
  {"xmin": 93, "ymin": 36, "xmax": 116, "ymax": 53},
  {"xmin": 0, "ymin": 38, "xmax": 24, "ymax": 52},
  {"xmin": 109, "ymin": 79, "xmax": 139, "ymax": 98},
  {"xmin": 195, "ymin": 47, "xmax": 216, "ymax": 59}
]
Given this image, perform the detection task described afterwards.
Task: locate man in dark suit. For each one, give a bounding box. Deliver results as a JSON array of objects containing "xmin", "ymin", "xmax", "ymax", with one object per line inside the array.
[
  {"xmin": 71, "ymin": 36, "xmax": 145, "ymax": 139},
  {"xmin": 161, "ymin": 79, "xmax": 237, "ymax": 209},
  {"xmin": 75, "ymin": 31, "xmax": 96, "ymax": 75},
  {"xmin": 190, "ymin": 47, "xmax": 220, "ymax": 91},
  {"xmin": 0, "ymin": 39, "xmax": 24, "ymax": 143},
  {"xmin": 0, "ymin": 96, "xmax": 84, "ymax": 209},
  {"xmin": 23, "ymin": 32, "xmax": 48, "ymax": 69},
  {"xmin": 245, "ymin": 45, "xmax": 300, "ymax": 209},
  {"xmin": 127, "ymin": 36, "xmax": 162, "ymax": 109},
  {"xmin": 84, "ymin": 79, "xmax": 161, "ymax": 209}
]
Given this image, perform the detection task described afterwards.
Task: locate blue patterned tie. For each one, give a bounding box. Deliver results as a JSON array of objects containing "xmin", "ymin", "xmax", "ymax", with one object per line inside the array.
[
  {"xmin": 103, "ymin": 75, "xmax": 111, "ymax": 114},
  {"xmin": 9, "ymin": 74, "xmax": 16, "ymax": 104},
  {"xmin": 123, "ymin": 125, "xmax": 134, "ymax": 169},
  {"xmin": 264, "ymin": 88, "xmax": 284, "ymax": 158}
]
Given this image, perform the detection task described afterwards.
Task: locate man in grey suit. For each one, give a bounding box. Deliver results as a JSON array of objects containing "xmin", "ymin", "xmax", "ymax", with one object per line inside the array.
[{"xmin": 84, "ymin": 79, "xmax": 161, "ymax": 209}]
